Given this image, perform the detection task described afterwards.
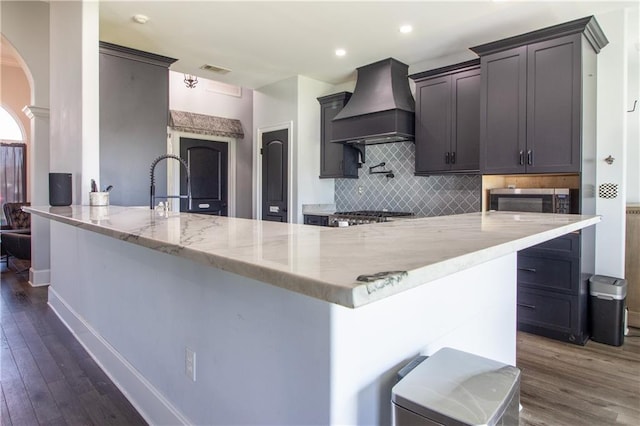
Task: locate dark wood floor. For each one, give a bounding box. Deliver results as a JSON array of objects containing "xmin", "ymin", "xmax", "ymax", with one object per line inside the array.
[
  {"xmin": 0, "ymin": 263, "xmax": 147, "ymax": 426},
  {"xmin": 1, "ymin": 264, "xmax": 639, "ymax": 425},
  {"xmin": 518, "ymin": 327, "xmax": 640, "ymax": 425}
]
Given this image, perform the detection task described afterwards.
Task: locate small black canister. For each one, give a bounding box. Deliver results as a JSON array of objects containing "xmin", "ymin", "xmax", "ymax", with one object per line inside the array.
[{"xmin": 49, "ymin": 173, "xmax": 72, "ymax": 206}]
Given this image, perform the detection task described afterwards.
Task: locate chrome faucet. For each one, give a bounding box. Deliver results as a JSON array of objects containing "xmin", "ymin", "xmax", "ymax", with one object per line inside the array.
[{"xmin": 149, "ymin": 154, "xmax": 192, "ymax": 210}]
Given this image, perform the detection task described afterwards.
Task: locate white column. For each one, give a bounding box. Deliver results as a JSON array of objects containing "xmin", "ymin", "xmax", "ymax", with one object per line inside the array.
[
  {"xmin": 23, "ymin": 105, "xmax": 51, "ymax": 286},
  {"xmin": 81, "ymin": 0, "xmax": 100, "ymax": 203},
  {"xmin": 595, "ymin": 10, "xmax": 628, "ymax": 278},
  {"xmin": 49, "ymin": 0, "xmax": 99, "ymax": 206}
]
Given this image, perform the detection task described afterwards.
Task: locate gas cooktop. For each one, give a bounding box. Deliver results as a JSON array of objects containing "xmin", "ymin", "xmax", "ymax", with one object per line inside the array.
[
  {"xmin": 334, "ymin": 210, "xmax": 415, "ymax": 217},
  {"xmin": 329, "ymin": 210, "xmax": 415, "ymax": 226}
]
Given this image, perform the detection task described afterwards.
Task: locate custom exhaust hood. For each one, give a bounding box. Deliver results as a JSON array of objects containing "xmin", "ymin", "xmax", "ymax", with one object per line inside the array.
[{"xmin": 331, "ymin": 58, "xmax": 415, "ymax": 147}]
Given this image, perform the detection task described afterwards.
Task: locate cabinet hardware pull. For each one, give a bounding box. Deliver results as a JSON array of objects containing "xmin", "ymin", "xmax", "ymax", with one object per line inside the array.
[
  {"xmin": 518, "ymin": 267, "xmax": 537, "ymax": 273},
  {"xmin": 519, "ymin": 151, "xmax": 525, "ymax": 165},
  {"xmin": 527, "ymin": 150, "xmax": 533, "ymax": 165},
  {"xmin": 451, "ymin": 152, "xmax": 456, "ymax": 164},
  {"xmin": 517, "ymin": 303, "xmax": 536, "ymax": 309},
  {"xmin": 445, "ymin": 152, "xmax": 450, "ymax": 164}
]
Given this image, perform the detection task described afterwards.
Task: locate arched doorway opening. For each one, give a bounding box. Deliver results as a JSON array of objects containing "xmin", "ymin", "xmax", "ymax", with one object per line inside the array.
[
  {"xmin": 1, "ymin": 34, "xmax": 32, "ymax": 226},
  {"xmin": 0, "ymin": 105, "xmax": 27, "ymax": 223}
]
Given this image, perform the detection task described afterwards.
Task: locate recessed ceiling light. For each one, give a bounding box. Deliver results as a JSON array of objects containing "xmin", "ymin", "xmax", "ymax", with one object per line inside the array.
[
  {"xmin": 400, "ymin": 25, "xmax": 413, "ymax": 34},
  {"xmin": 132, "ymin": 14, "xmax": 149, "ymax": 24},
  {"xmin": 335, "ymin": 48, "xmax": 346, "ymax": 57}
]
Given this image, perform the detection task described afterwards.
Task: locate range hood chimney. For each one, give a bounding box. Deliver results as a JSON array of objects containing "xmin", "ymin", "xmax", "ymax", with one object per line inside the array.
[{"xmin": 331, "ymin": 58, "xmax": 415, "ymax": 146}]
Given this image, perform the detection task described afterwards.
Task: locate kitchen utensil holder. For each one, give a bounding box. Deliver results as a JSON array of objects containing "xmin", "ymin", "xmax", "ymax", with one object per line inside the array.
[{"xmin": 89, "ymin": 191, "xmax": 109, "ymax": 206}]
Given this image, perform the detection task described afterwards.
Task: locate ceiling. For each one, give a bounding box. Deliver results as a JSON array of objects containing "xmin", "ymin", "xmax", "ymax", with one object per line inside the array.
[
  {"xmin": 98, "ymin": 1, "xmax": 638, "ymax": 89},
  {"xmin": 0, "ymin": 1, "xmax": 619, "ymax": 90}
]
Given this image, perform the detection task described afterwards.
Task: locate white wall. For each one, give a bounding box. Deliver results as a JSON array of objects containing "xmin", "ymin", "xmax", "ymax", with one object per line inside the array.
[
  {"xmin": 253, "ymin": 75, "xmax": 344, "ymax": 223},
  {"xmin": 253, "ymin": 77, "xmax": 298, "ymax": 220},
  {"xmin": 595, "ymin": 10, "xmax": 629, "ymax": 278},
  {"xmin": 627, "ymin": 7, "xmax": 640, "ymax": 204},
  {"xmin": 296, "ymin": 76, "xmax": 336, "ymax": 223},
  {"xmin": 0, "ymin": 1, "xmax": 50, "ymax": 108},
  {"xmin": 169, "ymin": 72, "xmax": 254, "ymax": 218}
]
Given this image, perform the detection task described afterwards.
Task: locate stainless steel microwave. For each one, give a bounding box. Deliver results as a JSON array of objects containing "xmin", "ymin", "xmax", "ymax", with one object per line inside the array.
[{"xmin": 489, "ymin": 188, "xmax": 578, "ymax": 214}]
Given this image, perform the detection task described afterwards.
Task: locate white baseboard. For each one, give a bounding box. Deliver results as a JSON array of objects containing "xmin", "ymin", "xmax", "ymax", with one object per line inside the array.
[
  {"xmin": 29, "ymin": 267, "xmax": 50, "ymax": 287},
  {"xmin": 47, "ymin": 287, "xmax": 191, "ymax": 426}
]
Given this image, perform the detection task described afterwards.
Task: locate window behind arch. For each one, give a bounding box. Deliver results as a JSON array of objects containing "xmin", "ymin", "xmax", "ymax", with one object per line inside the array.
[{"xmin": 1, "ymin": 106, "xmax": 26, "ymax": 224}]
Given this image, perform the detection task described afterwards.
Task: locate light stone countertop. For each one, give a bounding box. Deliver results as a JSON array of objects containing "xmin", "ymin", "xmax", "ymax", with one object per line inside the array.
[{"xmin": 26, "ymin": 205, "xmax": 600, "ymax": 308}]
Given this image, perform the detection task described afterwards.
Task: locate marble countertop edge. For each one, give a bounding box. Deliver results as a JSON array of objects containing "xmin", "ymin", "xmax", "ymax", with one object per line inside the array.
[
  {"xmin": 351, "ymin": 216, "xmax": 601, "ymax": 307},
  {"xmin": 26, "ymin": 206, "xmax": 600, "ymax": 309}
]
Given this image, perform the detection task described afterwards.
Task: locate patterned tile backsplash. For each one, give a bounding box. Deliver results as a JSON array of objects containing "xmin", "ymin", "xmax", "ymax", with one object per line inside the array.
[{"xmin": 334, "ymin": 142, "xmax": 482, "ymax": 216}]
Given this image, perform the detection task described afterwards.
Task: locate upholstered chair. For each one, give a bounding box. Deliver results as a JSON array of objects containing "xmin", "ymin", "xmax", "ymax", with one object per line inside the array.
[{"xmin": 1, "ymin": 202, "xmax": 31, "ymax": 265}]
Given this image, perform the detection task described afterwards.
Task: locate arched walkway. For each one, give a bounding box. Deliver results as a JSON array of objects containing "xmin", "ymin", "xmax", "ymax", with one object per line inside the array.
[
  {"xmin": 1, "ymin": 18, "xmax": 51, "ymax": 285},
  {"xmin": 0, "ymin": 105, "xmax": 28, "ymax": 210}
]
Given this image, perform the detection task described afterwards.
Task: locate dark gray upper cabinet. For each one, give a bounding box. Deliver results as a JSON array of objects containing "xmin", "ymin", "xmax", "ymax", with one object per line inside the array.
[
  {"xmin": 317, "ymin": 92, "xmax": 359, "ymax": 178},
  {"xmin": 478, "ymin": 47, "xmax": 527, "ymax": 174},
  {"xmin": 410, "ymin": 60, "xmax": 480, "ymax": 175},
  {"xmin": 471, "ymin": 16, "xmax": 608, "ymax": 175},
  {"xmin": 99, "ymin": 42, "xmax": 176, "ymax": 206}
]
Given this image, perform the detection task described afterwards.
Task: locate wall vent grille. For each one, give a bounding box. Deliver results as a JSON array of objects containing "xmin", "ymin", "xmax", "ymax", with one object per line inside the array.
[
  {"xmin": 200, "ymin": 64, "xmax": 231, "ymax": 74},
  {"xmin": 598, "ymin": 183, "xmax": 619, "ymax": 199}
]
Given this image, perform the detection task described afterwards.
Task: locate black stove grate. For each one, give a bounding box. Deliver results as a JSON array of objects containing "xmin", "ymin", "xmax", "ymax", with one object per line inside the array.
[{"xmin": 334, "ymin": 210, "xmax": 415, "ymax": 218}]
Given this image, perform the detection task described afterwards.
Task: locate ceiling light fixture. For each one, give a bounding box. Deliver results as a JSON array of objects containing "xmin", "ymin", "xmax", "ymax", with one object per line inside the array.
[
  {"xmin": 132, "ymin": 14, "xmax": 149, "ymax": 24},
  {"xmin": 184, "ymin": 74, "xmax": 198, "ymax": 89},
  {"xmin": 335, "ymin": 48, "xmax": 346, "ymax": 57},
  {"xmin": 399, "ymin": 25, "xmax": 413, "ymax": 34}
]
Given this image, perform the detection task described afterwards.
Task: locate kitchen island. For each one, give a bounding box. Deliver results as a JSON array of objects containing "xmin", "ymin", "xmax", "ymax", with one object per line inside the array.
[{"xmin": 26, "ymin": 205, "xmax": 599, "ymax": 425}]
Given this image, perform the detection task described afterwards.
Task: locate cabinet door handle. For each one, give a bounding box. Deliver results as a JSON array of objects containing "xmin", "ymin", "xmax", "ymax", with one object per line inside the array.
[
  {"xmin": 527, "ymin": 150, "xmax": 533, "ymax": 165},
  {"xmin": 518, "ymin": 267, "xmax": 537, "ymax": 273},
  {"xmin": 445, "ymin": 152, "xmax": 450, "ymax": 164},
  {"xmin": 517, "ymin": 303, "xmax": 536, "ymax": 310},
  {"xmin": 519, "ymin": 151, "xmax": 525, "ymax": 165},
  {"xmin": 451, "ymin": 152, "xmax": 456, "ymax": 164}
]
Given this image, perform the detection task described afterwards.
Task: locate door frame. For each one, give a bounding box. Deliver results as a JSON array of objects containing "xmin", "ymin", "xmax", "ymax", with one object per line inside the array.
[
  {"xmin": 167, "ymin": 129, "xmax": 236, "ymax": 217},
  {"xmin": 254, "ymin": 122, "xmax": 294, "ymax": 221}
]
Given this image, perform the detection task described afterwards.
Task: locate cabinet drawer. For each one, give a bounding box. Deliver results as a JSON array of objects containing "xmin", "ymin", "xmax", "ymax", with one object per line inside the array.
[
  {"xmin": 522, "ymin": 233, "xmax": 580, "ymax": 258},
  {"xmin": 303, "ymin": 214, "xmax": 329, "ymax": 227},
  {"xmin": 517, "ymin": 289, "xmax": 575, "ymax": 331},
  {"xmin": 517, "ymin": 254, "xmax": 579, "ymax": 293}
]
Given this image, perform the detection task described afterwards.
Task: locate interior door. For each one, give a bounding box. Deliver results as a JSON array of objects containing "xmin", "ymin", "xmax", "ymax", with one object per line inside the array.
[
  {"xmin": 261, "ymin": 129, "xmax": 288, "ymax": 222},
  {"xmin": 180, "ymin": 137, "xmax": 228, "ymax": 216}
]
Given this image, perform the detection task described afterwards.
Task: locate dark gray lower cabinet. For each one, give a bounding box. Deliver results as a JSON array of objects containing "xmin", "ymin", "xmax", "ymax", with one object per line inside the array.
[
  {"xmin": 317, "ymin": 92, "xmax": 359, "ymax": 178},
  {"xmin": 303, "ymin": 214, "xmax": 329, "ymax": 227},
  {"xmin": 517, "ymin": 232, "xmax": 589, "ymax": 345}
]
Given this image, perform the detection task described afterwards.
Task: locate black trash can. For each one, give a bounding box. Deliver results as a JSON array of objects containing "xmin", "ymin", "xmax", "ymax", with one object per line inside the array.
[{"xmin": 589, "ymin": 275, "xmax": 627, "ymax": 346}]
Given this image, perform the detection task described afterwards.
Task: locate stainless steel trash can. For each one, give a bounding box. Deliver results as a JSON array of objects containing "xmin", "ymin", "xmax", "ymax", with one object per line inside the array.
[
  {"xmin": 589, "ymin": 275, "xmax": 627, "ymax": 346},
  {"xmin": 391, "ymin": 348, "xmax": 521, "ymax": 426}
]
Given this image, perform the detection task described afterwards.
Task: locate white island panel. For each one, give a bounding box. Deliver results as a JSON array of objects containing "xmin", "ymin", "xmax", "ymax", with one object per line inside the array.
[
  {"xmin": 48, "ymin": 219, "xmax": 517, "ymax": 425},
  {"xmin": 28, "ymin": 206, "xmax": 599, "ymax": 425}
]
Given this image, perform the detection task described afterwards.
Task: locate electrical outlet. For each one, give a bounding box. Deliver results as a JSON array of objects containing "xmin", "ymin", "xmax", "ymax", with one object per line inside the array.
[
  {"xmin": 357, "ymin": 186, "xmax": 363, "ymax": 195},
  {"xmin": 185, "ymin": 347, "xmax": 196, "ymax": 381}
]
